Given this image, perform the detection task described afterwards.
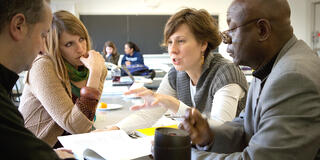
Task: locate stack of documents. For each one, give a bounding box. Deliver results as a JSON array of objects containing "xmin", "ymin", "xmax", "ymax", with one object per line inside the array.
[{"xmin": 58, "ymin": 130, "xmax": 152, "ymax": 160}]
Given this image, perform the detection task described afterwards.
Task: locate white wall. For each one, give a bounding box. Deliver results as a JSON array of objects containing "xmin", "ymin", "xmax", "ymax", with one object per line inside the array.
[
  {"xmin": 51, "ymin": 0, "xmax": 78, "ymax": 17},
  {"xmin": 288, "ymin": 0, "xmax": 313, "ymax": 46},
  {"xmin": 51, "ymin": 0, "xmax": 314, "ymax": 58}
]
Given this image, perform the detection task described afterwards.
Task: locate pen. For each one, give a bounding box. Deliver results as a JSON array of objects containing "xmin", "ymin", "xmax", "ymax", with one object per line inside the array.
[{"xmin": 165, "ymin": 114, "xmax": 185, "ymax": 119}]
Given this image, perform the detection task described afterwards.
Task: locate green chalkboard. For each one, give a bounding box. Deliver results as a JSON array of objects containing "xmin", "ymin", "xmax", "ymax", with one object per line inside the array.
[{"xmin": 80, "ymin": 15, "xmax": 218, "ymax": 55}]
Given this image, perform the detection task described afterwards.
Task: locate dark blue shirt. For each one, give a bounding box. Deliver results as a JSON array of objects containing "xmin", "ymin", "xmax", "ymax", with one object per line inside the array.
[{"xmin": 121, "ymin": 51, "xmax": 144, "ymax": 66}]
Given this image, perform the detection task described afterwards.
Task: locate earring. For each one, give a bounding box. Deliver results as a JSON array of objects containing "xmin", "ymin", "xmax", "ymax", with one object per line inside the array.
[{"xmin": 201, "ymin": 52, "xmax": 205, "ymax": 65}]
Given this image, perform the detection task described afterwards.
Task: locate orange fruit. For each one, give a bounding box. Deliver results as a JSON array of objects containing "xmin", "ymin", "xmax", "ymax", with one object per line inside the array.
[{"xmin": 98, "ymin": 102, "xmax": 108, "ymax": 109}]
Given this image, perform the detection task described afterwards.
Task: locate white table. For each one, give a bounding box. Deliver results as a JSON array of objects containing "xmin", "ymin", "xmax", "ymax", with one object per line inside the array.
[
  {"xmin": 94, "ymin": 80, "xmax": 143, "ymax": 129},
  {"xmin": 94, "ymin": 95, "xmax": 145, "ymax": 129},
  {"xmin": 94, "ymin": 80, "xmax": 178, "ymax": 130}
]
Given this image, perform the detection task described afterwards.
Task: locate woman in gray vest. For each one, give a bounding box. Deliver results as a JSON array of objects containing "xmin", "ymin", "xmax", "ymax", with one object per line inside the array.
[{"xmin": 108, "ymin": 8, "xmax": 248, "ymax": 132}]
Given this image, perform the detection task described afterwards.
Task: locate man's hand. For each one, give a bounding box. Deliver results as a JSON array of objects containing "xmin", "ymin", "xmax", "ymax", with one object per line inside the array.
[
  {"xmin": 54, "ymin": 148, "xmax": 75, "ymax": 159},
  {"xmin": 179, "ymin": 108, "xmax": 214, "ymax": 146},
  {"xmin": 91, "ymin": 126, "xmax": 120, "ymax": 132}
]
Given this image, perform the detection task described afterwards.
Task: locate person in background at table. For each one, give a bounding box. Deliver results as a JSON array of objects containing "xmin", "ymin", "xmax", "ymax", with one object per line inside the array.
[
  {"xmin": 107, "ymin": 8, "xmax": 248, "ymax": 132},
  {"xmin": 102, "ymin": 41, "xmax": 120, "ymax": 65},
  {"xmin": 0, "ymin": 0, "xmax": 74, "ymax": 159},
  {"xmin": 180, "ymin": 0, "xmax": 320, "ymax": 159},
  {"xmin": 121, "ymin": 41, "xmax": 144, "ymax": 66},
  {"xmin": 19, "ymin": 10, "xmax": 108, "ymax": 148}
]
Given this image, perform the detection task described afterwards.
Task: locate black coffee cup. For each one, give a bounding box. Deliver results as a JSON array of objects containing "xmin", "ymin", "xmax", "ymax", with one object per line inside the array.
[{"xmin": 154, "ymin": 127, "xmax": 191, "ymax": 160}]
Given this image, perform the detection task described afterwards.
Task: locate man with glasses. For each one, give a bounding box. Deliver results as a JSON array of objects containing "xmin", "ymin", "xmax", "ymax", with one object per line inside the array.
[{"xmin": 180, "ymin": 0, "xmax": 320, "ymax": 159}]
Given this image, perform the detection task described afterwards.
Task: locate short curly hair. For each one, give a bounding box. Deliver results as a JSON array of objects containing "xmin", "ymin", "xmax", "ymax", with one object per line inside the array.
[
  {"xmin": 0, "ymin": 0, "xmax": 48, "ymax": 33},
  {"xmin": 163, "ymin": 8, "xmax": 222, "ymax": 57}
]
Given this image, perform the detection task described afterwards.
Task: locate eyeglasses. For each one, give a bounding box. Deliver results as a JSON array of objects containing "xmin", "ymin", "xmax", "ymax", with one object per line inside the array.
[{"xmin": 221, "ymin": 18, "xmax": 260, "ymax": 44}]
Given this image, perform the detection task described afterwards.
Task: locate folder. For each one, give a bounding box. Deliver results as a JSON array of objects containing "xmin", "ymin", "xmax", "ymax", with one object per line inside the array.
[{"xmin": 135, "ymin": 125, "xmax": 178, "ymax": 137}]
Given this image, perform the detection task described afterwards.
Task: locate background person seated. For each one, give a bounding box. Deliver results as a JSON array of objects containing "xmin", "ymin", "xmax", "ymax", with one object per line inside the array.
[
  {"xmin": 121, "ymin": 41, "xmax": 155, "ymax": 78},
  {"xmin": 121, "ymin": 41, "xmax": 144, "ymax": 66},
  {"xmin": 102, "ymin": 41, "xmax": 120, "ymax": 65}
]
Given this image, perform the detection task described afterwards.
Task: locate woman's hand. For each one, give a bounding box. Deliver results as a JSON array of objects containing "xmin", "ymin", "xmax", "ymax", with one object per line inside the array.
[
  {"xmin": 125, "ymin": 61, "xmax": 131, "ymax": 66},
  {"xmin": 80, "ymin": 50, "xmax": 106, "ymax": 89},
  {"xmin": 124, "ymin": 87, "xmax": 180, "ymax": 113},
  {"xmin": 80, "ymin": 50, "xmax": 105, "ymax": 73}
]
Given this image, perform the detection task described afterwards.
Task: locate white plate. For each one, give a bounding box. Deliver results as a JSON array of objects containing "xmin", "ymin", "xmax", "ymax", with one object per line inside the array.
[{"xmin": 97, "ymin": 104, "xmax": 123, "ymax": 111}]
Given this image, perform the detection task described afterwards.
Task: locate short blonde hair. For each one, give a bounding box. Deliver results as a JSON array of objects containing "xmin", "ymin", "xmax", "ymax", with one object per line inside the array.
[{"xmin": 163, "ymin": 8, "xmax": 221, "ymax": 57}]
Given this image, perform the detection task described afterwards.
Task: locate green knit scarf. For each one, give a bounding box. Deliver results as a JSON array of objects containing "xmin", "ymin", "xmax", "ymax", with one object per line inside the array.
[{"xmin": 64, "ymin": 60, "xmax": 89, "ymax": 82}]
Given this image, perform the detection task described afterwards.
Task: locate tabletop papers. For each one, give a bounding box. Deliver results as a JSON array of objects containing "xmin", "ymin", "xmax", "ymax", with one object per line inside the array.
[{"xmin": 58, "ymin": 130, "xmax": 152, "ymax": 160}]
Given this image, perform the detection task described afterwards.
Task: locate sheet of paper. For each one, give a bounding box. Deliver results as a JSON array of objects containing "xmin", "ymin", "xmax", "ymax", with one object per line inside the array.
[
  {"xmin": 152, "ymin": 116, "xmax": 180, "ymax": 127},
  {"xmin": 133, "ymin": 76, "xmax": 153, "ymax": 84},
  {"xmin": 102, "ymin": 81, "xmax": 129, "ymax": 96},
  {"xmin": 58, "ymin": 130, "xmax": 152, "ymax": 160},
  {"xmin": 121, "ymin": 76, "xmax": 153, "ymax": 84}
]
